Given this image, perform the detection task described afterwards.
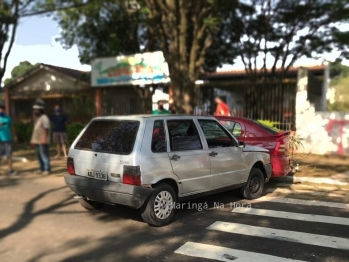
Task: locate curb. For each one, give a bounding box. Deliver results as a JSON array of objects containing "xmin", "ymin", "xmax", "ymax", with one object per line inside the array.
[{"xmin": 274, "ymin": 176, "xmax": 348, "ymax": 186}]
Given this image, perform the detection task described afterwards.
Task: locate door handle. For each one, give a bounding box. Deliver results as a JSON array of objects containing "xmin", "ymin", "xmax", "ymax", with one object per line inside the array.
[
  {"xmin": 209, "ymin": 151, "xmax": 218, "ymax": 157},
  {"xmin": 170, "ymin": 154, "xmax": 181, "ymax": 161}
]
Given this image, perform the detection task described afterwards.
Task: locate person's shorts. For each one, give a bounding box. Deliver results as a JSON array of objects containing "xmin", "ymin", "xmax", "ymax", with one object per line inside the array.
[
  {"xmin": 0, "ymin": 142, "xmax": 12, "ymax": 157},
  {"xmin": 53, "ymin": 132, "xmax": 67, "ymax": 144}
]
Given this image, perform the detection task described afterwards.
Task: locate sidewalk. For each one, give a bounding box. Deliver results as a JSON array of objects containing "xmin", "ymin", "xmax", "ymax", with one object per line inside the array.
[{"xmin": 0, "ymin": 147, "xmax": 66, "ymax": 176}]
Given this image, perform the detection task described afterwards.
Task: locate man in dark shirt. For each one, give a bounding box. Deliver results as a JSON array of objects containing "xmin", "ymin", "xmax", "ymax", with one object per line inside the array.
[{"xmin": 50, "ymin": 104, "xmax": 68, "ymax": 158}]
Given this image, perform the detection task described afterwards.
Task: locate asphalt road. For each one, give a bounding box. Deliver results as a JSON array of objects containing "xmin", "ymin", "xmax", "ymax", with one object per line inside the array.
[{"xmin": 1, "ymin": 173, "xmax": 349, "ymax": 262}]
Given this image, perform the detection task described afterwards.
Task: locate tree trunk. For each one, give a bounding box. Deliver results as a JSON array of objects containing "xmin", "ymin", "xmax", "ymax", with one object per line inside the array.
[
  {"xmin": 134, "ymin": 85, "xmax": 154, "ymax": 114},
  {"xmin": 170, "ymin": 70, "xmax": 196, "ymax": 114}
]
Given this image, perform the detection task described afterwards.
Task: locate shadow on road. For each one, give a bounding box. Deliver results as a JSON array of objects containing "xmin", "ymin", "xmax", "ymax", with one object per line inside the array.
[{"xmin": 0, "ymin": 186, "xmax": 74, "ymax": 240}]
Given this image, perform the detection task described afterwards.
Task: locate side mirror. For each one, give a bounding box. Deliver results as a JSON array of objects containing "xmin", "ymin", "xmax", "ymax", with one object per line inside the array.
[{"xmin": 238, "ymin": 141, "xmax": 245, "ymax": 148}]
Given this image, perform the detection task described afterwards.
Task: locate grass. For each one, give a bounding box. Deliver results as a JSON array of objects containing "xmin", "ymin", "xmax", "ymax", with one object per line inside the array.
[{"xmin": 290, "ymin": 153, "xmax": 349, "ymax": 178}]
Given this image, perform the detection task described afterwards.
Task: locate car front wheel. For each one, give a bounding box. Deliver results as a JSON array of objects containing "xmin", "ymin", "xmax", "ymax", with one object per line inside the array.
[
  {"xmin": 141, "ymin": 183, "xmax": 177, "ymax": 227},
  {"xmin": 241, "ymin": 167, "xmax": 264, "ymax": 199}
]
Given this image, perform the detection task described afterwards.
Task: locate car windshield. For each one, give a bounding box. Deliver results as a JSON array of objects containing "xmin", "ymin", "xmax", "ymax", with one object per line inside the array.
[{"xmin": 75, "ymin": 120, "xmax": 140, "ymax": 155}]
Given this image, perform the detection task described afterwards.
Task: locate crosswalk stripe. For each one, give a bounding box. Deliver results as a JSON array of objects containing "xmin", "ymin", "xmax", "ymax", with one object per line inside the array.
[
  {"xmin": 252, "ymin": 196, "xmax": 349, "ymax": 209},
  {"xmin": 266, "ymin": 188, "xmax": 346, "ymax": 198},
  {"xmin": 232, "ymin": 208, "xmax": 349, "ymax": 226},
  {"xmin": 207, "ymin": 221, "xmax": 349, "ymax": 250},
  {"xmin": 174, "ymin": 241, "xmax": 306, "ymax": 262}
]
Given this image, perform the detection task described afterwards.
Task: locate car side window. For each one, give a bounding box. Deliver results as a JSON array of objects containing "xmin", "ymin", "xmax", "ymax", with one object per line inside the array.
[
  {"xmin": 151, "ymin": 120, "xmax": 167, "ymax": 153},
  {"xmin": 233, "ymin": 123, "xmax": 242, "ymax": 137},
  {"xmin": 199, "ymin": 120, "xmax": 236, "ymax": 148},
  {"xmin": 167, "ymin": 120, "xmax": 202, "ymax": 151},
  {"xmin": 220, "ymin": 120, "xmax": 242, "ymax": 138}
]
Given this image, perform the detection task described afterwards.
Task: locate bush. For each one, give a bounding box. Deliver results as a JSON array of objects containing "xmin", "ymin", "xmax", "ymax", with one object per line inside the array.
[
  {"xmin": 257, "ymin": 120, "xmax": 281, "ymax": 131},
  {"xmin": 66, "ymin": 122, "xmax": 85, "ymax": 146},
  {"xmin": 13, "ymin": 122, "xmax": 33, "ymax": 143}
]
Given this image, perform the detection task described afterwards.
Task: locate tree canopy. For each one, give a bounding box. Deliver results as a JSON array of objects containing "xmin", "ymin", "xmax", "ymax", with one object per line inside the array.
[
  {"xmin": 4, "ymin": 60, "xmax": 40, "ymax": 85},
  {"xmin": 4, "ymin": 0, "xmax": 348, "ymax": 114}
]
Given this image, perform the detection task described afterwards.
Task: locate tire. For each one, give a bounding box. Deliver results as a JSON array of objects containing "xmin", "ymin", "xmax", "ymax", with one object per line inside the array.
[
  {"xmin": 241, "ymin": 168, "xmax": 264, "ymax": 199},
  {"xmin": 78, "ymin": 198, "xmax": 105, "ymax": 210},
  {"xmin": 140, "ymin": 183, "xmax": 177, "ymax": 227}
]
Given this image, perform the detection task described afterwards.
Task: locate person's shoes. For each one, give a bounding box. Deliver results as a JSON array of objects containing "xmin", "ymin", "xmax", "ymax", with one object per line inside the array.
[
  {"xmin": 41, "ymin": 171, "xmax": 50, "ymax": 176},
  {"xmin": 7, "ymin": 170, "xmax": 17, "ymax": 176},
  {"xmin": 35, "ymin": 170, "xmax": 43, "ymax": 174}
]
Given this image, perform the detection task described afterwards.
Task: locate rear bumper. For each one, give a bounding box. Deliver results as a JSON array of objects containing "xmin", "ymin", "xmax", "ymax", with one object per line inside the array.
[
  {"xmin": 64, "ymin": 175, "xmax": 154, "ymax": 209},
  {"xmin": 264, "ymin": 163, "xmax": 273, "ymax": 182},
  {"xmin": 271, "ymin": 155, "xmax": 291, "ymax": 177}
]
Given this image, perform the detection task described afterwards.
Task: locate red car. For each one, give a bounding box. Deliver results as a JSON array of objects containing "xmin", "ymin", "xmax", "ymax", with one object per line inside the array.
[{"xmin": 215, "ymin": 116, "xmax": 291, "ymax": 178}]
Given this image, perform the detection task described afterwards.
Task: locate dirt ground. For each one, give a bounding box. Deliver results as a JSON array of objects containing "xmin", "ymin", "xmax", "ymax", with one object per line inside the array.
[{"xmin": 290, "ymin": 153, "xmax": 349, "ymax": 178}]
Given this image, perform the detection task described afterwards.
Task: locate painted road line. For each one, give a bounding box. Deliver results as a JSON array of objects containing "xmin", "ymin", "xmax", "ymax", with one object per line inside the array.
[
  {"xmin": 207, "ymin": 222, "xmax": 349, "ymax": 250},
  {"xmin": 252, "ymin": 196, "xmax": 349, "ymax": 209},
  {"xmin": 232, "ymin": 208, "xmax": 349, "ymax": 226},
  {"xmin": 276, "ymin": 183, "xmax": 340, "ymax": 191},
  {"xmin": 277, "ymin": 176, "xmax": 348, "ymax": 186},
  {"xmin": 174, "ymin": 242, "xmax": 306, "ymax": 262},
  {"xmin": 266, "ymin": 188, "xmax": 346, "ymax": 198}
]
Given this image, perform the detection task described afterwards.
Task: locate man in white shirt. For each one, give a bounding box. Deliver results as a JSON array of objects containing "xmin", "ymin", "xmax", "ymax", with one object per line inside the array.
[{"xmin": 30, "ymin": 99, "xmax": 51, "ymax": 175}]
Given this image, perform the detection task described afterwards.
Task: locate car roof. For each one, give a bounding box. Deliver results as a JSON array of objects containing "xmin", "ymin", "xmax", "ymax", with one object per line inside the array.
[{"xmin": 91, "ymin": 114, "xmax": 217, "ymax": 121}]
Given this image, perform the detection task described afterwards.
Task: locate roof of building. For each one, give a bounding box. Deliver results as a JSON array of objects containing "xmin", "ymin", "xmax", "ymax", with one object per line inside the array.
[
  {"xmin": 4, "ymin": 63, "xmax": 90, "ymax": 89},
  {"xmin": 201, "ymin": 65, "xmax": 326, "ymax": 80}
]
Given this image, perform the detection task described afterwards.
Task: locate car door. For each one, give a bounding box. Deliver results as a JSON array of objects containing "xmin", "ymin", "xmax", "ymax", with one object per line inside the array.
[
  {"xmin": 166, "ymin": 119, "xmax": 211, "ymax": 195},
  {"xmin": 198, "ymin": 119, "xmax": 246, "ymax": 189}
]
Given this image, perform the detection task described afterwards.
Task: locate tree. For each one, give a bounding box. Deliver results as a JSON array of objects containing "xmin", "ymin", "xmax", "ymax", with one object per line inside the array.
[
  {"xmin": 4, "ymin": 60, "xmax": 39, "ymax": 85},
  {"xmin": 0, "ymin": 0, "xmax": 99, "ymax": 87},
  {"xmin": 219, "ymin": 0, "xmax": 349, "ymax": 81},
  {"xmin": 54, "ymin": 0, "xmax": 246, "ymax": 114},
  {"xmin": 0, "ymin": 0, "xmax": 20, "ymax": 87}
]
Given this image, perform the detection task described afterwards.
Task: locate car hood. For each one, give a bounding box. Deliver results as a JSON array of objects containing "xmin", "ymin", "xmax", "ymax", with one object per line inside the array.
[{"xmin": 243, "ymin": 145, "xmax": 269, "ymax": 153}]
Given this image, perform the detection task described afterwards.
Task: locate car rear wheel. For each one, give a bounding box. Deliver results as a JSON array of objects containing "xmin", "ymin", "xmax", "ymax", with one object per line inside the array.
[
  {"xmin": 241, "ymin": 168, "xmax": 264, "ymax": 199},
  {"xmin": 78, "ymin": 198, "xmax": 105, "ymax": 210},
  {"xmin": 141, "ymin": 183, "xmax": 177, "ymax": 227}
]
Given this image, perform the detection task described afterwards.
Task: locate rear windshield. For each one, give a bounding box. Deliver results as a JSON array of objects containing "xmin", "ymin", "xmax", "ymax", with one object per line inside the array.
[
  {"xmin": 252, "ymin": 120, "xmax": 279, "ymax": 134},
  {"xmin": 75, "ymin": 120, "xmax": 140, "ymax": 155}
]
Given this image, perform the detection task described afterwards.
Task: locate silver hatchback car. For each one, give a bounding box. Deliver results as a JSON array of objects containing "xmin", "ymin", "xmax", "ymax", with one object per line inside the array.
[{"xmin": 64, "ymin": 115, "xmax": 272, "ymax": 226}]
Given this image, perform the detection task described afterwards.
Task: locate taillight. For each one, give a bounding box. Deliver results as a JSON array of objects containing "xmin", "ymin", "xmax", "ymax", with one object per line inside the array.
[
  {"xmin": 274, "ymin": 138, "xmax": 288, "ymax": 155},
  {"xmin": 67, "ymin": 157, "xmax": 76, "ymax": 175},
  {"xmin": 274, "ymin": 141, "xmax": 284, "ymax": 155},
  {"xmin": 122, "ymin": 166, "xmax": 141, "ymax": 186}
]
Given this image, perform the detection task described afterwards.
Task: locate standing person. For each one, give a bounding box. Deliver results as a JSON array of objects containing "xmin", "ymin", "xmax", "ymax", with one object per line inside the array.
[
  {"xmin": 152, "ymin": 100, "xmax": 170, "ymax": 114},
  {"xmin": 50, "ymin": 104, "xmax": 68, "ymax": 158},
  {"xmin": 0, "ymin": 104, "xmax": 17, "ymax": 175},
  {"xmin": 30, "ymin": 99, "xmax": 51, "ymax": 175},
  {"xmin": 214, "ymin": 96, "xmax": 230, "ymax": 116}
]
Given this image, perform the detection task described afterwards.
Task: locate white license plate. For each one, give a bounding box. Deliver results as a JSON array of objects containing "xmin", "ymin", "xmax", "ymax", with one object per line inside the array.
[{"xmin": 87, "ymin": 169, "xmax": 107, "ymax": 181}]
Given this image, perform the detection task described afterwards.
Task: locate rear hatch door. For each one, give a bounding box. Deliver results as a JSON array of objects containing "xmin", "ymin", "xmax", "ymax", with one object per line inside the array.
[{"xmin": 69, "ymin": 119, "xmax": 143, "ymax": 183}]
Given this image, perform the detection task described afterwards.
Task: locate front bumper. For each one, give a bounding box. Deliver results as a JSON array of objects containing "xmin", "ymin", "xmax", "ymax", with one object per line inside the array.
[
  {"xmin": 263, "ymin": 163, "xmax": 272, "ymax": 182},
  {"xmin": 64, "ymin": 175, "xmax": 154, "ymax": 209}
]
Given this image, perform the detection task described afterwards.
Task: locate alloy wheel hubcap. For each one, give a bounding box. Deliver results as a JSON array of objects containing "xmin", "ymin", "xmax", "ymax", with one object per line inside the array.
[{"xmin": 154, "ymin": 191, "xmax": 173, "ymax": 219}]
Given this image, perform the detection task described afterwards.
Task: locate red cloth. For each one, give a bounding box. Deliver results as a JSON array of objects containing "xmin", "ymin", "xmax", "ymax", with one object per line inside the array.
[{"xmin": 215, "ymin": 102, "xmax": 230, "ymax": 116}]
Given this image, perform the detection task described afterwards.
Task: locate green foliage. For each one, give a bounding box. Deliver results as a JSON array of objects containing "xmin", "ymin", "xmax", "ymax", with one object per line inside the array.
[
  {"xmin": 289, "ymin": 135, "xmax": 304, "ymax": 157},
  {"xmin": 4, "ymin": 61, "xmax": 39, "ymax": 85},
  {"xmin": 328, "ymin": 62, "xmax": 349, "ymax": 111},
  {"xmin": 13, "ymin": 122, "xmax": 33, "ymax": 144},
  {"xmin": 257, "ymin": 120, "xmax": 281, "ymax": 131},
  {"xmin": 66, "ymin": 122, "xmax": 85, "ymax": 146}
]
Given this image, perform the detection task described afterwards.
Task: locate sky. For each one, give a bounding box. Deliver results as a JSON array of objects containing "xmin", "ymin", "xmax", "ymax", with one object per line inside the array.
[{"xmin": 2, "ymin": 15, "xmax": 349, "ymax": 83}]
